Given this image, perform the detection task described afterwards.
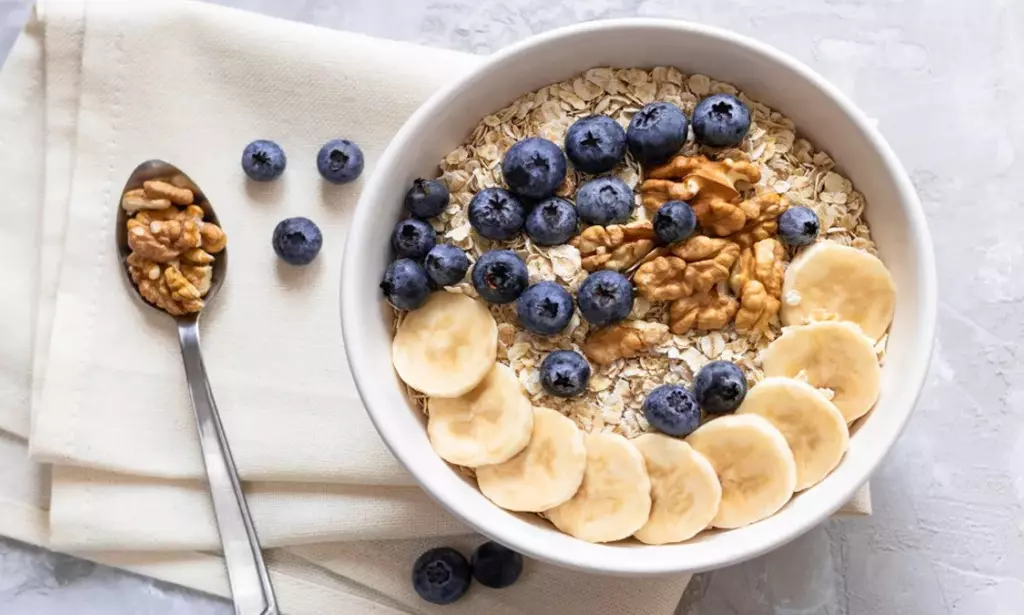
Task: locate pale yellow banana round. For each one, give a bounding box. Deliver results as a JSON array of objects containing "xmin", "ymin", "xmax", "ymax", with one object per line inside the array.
[
  {"xmin": 392, "ymin": 292, "xmax": 498, "ymax": 398},
  {"xmin": 781, "ymin": 241, "xmax": 896, "ymax": 341},
  {"xmin": 737, "ymin": 378, "xmax": 850, "ymax": 491},
  {"xmin": 760, "ymin": 321, "xmax": 881, "ymax": 422},
  {"xmin": 632, "ymin": 434, "xmax": 722, "ymax": 545},
  {"xmin": 476, "ymin": 407, "xmax": 586, "ymax": 512},
  {"xmin": 426, "ymin": 363, "xmax": 533, "ymax": 467},
  {"xmin": 545, "ymin": 432, "xmax": 652, "ymax": 543},
  {"xmin": 686, "ymin": 414, "xmax": 797, "ymax": 529}
]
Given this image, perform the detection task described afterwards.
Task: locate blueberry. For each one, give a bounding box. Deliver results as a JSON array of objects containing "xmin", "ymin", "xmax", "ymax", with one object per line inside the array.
[
  {"xmin": 412, "ymin": 547, "xmax": 471, "ymax": 605},
  {"xmin": 692, "ymin": 94, "xmax": 751, "ymax": 148},
  {"xmin": 539, "ymin": 350, "xmax": 591, "ymax": 398},
  {"xmin": 642, "ymin": 384, "xmax": 701, "ymax": 437},
  {"xmin": 564, "ymin": 115, "xmax": 627, "ymax": 174},
  {"xmin": 575, "ymin": 177, "xmax": 634, "ymax": 226},
  {"xmin": 516, "ymin": 281, "xmax": 574, "ymax": 335},
  {"xmin": 471, "ymin": 250, "xmax": 529, "ymax": 304},
  {"xmin": 626, "ymin": 102, "xmax": 688, "ymax": 165},
  {"xmin": 406, "ymin": 178, "xmax": 450, "ymax": 219},
  {"xmin": 272, "ymin": 217, "xmax": 323, "ymax": 265},
  {"xmin": 391, "ymin": 218, "xmax": 436, "ymax": 260},
  {"xmin": 577, "ymin": 270, "xmax": 634, "ymax": 326},
  {"xmin": 381, "ymin": 259, "xmax": 431, "ymax": 311},
  {"xmin": 471, "ymin": 541, "xmax": 523, "ymax": 589},
  {"xmin": 316, "ymin": 139, "xmax": 364, "ymax": 184},
  {"xmin": 241, "ymin": 140, "xmax": 286, "ymax": 182},
  {"xmin": 777, "ymin": 206, "xmax": 820, "ymax": 246},
  {"xmin": 694, "ymin": 360, "xmax": 748, "ymax": 415},
  {"xmin": 424, "ymin": 244, "xmax": 469, "ymax": 287},
  {"xmin": 501, "ymin": 137, "xmax": 567, "ymax": 199},
  {"xmin": 524, "ymin": 197, "xmax": 578, "ymax": 246},
  {"xmin": 469, "ymin": 188, "xmax": 526, "ymax": 240},
  {"xmin": 653, "ymin": 200, "xmax": 697, "ymax": 244}
]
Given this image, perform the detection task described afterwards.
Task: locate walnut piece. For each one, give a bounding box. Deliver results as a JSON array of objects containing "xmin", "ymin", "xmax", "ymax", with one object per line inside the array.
[
  {"xmin": 143, "ymin": 180, "xmax": 194, "ymax": 205},
  {"xmin": 121, "ymin": 188, "xmax": 171, "ymax": 213},
  {"xmin": 582, "ymin": 320, "xmax": 670, "ymax": 365},
  {"xmin": 669, "ymin": 235, "xmax": 741, "ymax": 294},
  {"xmin": 570, "ymin": 220, "xmax": 656, "ymax": 272},
  {"xmin": 127, "ymin": 253, "xmax": 204, "ymax": 315},
  {"xmin": 730, "ymin": 238, "xmax": 785, "ymax": 335},
  {"xmin": 729, "ymin": 193, "xmax": 789, "ymax": 248},
  {"xmin": 201, "ymin": 222, "xmax": 227, "ymax": 253},
  {"xmin": 634, "ymin": 256, "xmax": 691, "ymax": 301},
  {"xmin": 668, "ymin": 288, "xmax": 738, "ymax": 335}
]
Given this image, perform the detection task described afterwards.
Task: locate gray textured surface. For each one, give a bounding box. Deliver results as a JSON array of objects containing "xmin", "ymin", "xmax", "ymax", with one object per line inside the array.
[{"xmin": 1, "ymin": 0, "xmax": 1023, "ymax": 613}]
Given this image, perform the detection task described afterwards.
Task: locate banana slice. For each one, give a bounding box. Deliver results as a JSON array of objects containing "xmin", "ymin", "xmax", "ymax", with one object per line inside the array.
[
  {"xmin": 760, "ymin": 321, "xmax": 881, "ymax": 422},
  {"xmin": 737, "ymin": 378, "xmax": 850, "ymax": 491},
  {"xmin": 686, "ymin": 414, "xmax": 797, "ymax": 529},
  {"xmin": 545, "ymin": 432, "xmax": 652, "ymax": 543},
  {"xmin": 476, "ymin": 407, "xmax": 586, "ymax": 512},
  {"xmin": 426, "ymin": 363, "xmax": 534, "ymax": 467},
  {"xmin": 392, "ymin": 292, "xmax": 498, "ymax": 397},
  {"xmin": 781, "ymin": 241, "xmax": 896, "ymax": 341},
  {"xmin": 632, "ymin": 434, "xmax": 722, "ymax": 545}
]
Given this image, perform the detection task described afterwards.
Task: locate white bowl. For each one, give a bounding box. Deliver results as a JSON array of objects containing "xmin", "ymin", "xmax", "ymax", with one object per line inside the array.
[{"xmin": 342, "ymin": 19, "xmax": 937, "ymax": 576}]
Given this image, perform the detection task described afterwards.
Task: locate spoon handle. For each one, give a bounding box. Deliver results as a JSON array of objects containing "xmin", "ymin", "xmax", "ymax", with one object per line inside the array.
[{"xmin": 177, "ymin": 321, "xmax": 279, "ymax": 615}]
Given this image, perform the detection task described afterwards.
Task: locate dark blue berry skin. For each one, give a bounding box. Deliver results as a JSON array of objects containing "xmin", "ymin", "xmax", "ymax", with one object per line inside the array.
[
  {"xmin": 469, "ymin": 188, "xmax": 526, "ymax": 240},
  {"xmin": 424, "ymin": 244, "xmax": 469, "ymax": 287},
  {"xmin": 577, "ymin": 270, "xmax": 634, "ymax": 326},
  {"xmin": 316, "ymin": 139, "xmax": 364, "ymax": 184},
  {"xmin": 694, "ymin": 361, "xmax": 748, "ymax": 415},
  {"xmin": 564, "ymin": 115, "xmax": 627, "ymax": 174},
  {"xmin": 692, "ymin": 94, "xmax": 751, "ymax": 148},
  {"xmin": 643, "ymin": 384, "xmax": 701, "ymax": 437},
  {"xmin": 272, "ymin": 217, "xmax": 322, "ymax": 265},
  {"xmin": 471, "ymin": 542, "xmax": 523, "ymax": 589},
  {"xmin": 391, "ymin": 218, "xmax": 436, "ymax": 261},
  {"xmin": 626, "ymin": 102, "xmax": 688, "ymax": 165},
  {"xmin": 516, "ymin": 281, "xmax": 574, "ymax": 336},
  {"xmin": 241, "ymin": 140, "xmax": 286, "ymax": 182},
  {"xmin": 777, "ymin": 206, "xmax": 820, "ymax": 247},
  {"xmin": 539, "ymin": 350, "xmax": 591, "ymax": 398},
  {"xmin": 412, "ymin": 547, "xmax": 471, "ymax": 605},
  {"xmin": 653, "ymin": 200, "xmax": 697, "ymax": 244},
  {"xmin": 471, "ymin": 250, "xmax": 529, "ymax": 304},
  {"xmin": 501, "ymin": 137, "xmax": 567, "ymax": 199},
  {"xmin": 575, "ymin": 177, "xmax": 634, "ymax": 226},
  {"xmin": 524, "ymin": 197, "xmax": 578, "ymax": 246},
  {"xmin": 406, "ymin": 178, "xmax": 450, "ymax": 219},
  {"xmin": 381, "ymin": 259, "xmax": 431, "ymax": 311}
]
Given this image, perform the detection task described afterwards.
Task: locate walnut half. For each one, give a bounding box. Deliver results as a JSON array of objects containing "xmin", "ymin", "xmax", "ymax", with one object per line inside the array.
[
  {"xmin": 582, "ymin": 320, "xmax": 670, "ymax": 365},
  {"xmin": 570, "ymin": 220, "xmax": 656, "ymax": 272},
  {"xmin": 730, "ymin": 238, "xmax": 785, "ymax": 336},
  {"xmin": 668, "ymin": 287, "xmax": 738, "ymax": 335}
]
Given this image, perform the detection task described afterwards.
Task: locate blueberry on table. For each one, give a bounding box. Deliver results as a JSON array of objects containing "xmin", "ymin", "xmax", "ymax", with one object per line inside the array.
[
  {"xmin": 777, "ymin": 206, "xmax": 820, "ymax": 246},
  {"xmin": 241, "ymin": 139, "xmax": 286, "ymax": 182},
  {"xmin": 316, "ymin": 138, "xmax": 364, "ymax": 184},
  {"xmin": 577, "ymin": 270, "xmax": 634, "ymax": 326},
  {"xmin": 524, "ymin": 197, "xmax": 578, "ymax": 246},
  {"xmin": 471, "ymin": 541, "xmax": 524, "ymax": 589},
  {"xmin": 692, "ymin": 94, "xmax": 751, "ymax": 148},
  {"xmin": 575, "ymin": 177, "xmax": 634, "ymax": 226},
  {"xmin": 391, "ymin": 218, "xmax": 436, "ymax": 261},
  {"xmin": 412, "ymin": 547, "xmax": 471, "ymax": 605},
  {"xmin": 694, "ymin": 360, "xmax": 748, "ymax": 415},
  {"xmin": 381, "ymin": 259, "xmax": 431, "ymax": 311},
  {"xmin": 501, "ymin": 137, "xmax": 567, "ymax": 199},
  {"xmin": 564, "ymin": 115, "xmax": 627, "ymax": 174},
  {"xmin": 539, "ymin": 350, "xmax": 591, "ymax": 398},
  {"xmin": 653, "ymin": 200, "xmax": 697, "ymax": 244},
  {"xmin": 469, "ymin": 187, "xmax": 526, "ymax": 240},
  {"xmin": 626, "ymin": 102, "xmax": 688, "ymax": 165},
  {"xmin": 471, "ymin": 250, "xmax": 529, "ymax": 304},
  {"xmin": 272, "ymin": 217, "xmax": 322, "ymax": 265},
  {"xmin": 406, "ymin": 178, "xmax": 450, "ymax": 219},
  {"xmin": 424, "ymin": 244, "xmax": 470, "ymax": 287},
  {"xmin": 643, "ymin": 384, "xmax": 701, "ymax": 437},
  {"xmin": 516, "ymin": 281, "xmax": 574, "ymax": 335}
]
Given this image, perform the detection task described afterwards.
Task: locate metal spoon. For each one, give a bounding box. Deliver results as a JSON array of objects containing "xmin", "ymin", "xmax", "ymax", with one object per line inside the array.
[{"xmin": 116, "ymin": 160, "xmax": 279, "ymax": 615}]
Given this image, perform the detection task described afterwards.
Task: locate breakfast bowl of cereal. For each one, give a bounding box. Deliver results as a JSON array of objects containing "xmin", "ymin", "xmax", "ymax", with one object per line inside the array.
[{"xmin": 341, "ymin": 19, "xmax": 936, "ymax": 575}]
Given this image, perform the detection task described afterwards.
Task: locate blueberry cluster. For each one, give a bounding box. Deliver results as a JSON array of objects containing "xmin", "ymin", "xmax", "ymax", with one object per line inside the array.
[
  {"xmin": 643, "ymin": 361, "xmax": 749, "ymax": 437},
  {"xmin": 412, "ymin": 541, "xmax": 523, "ymax": 605}
]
